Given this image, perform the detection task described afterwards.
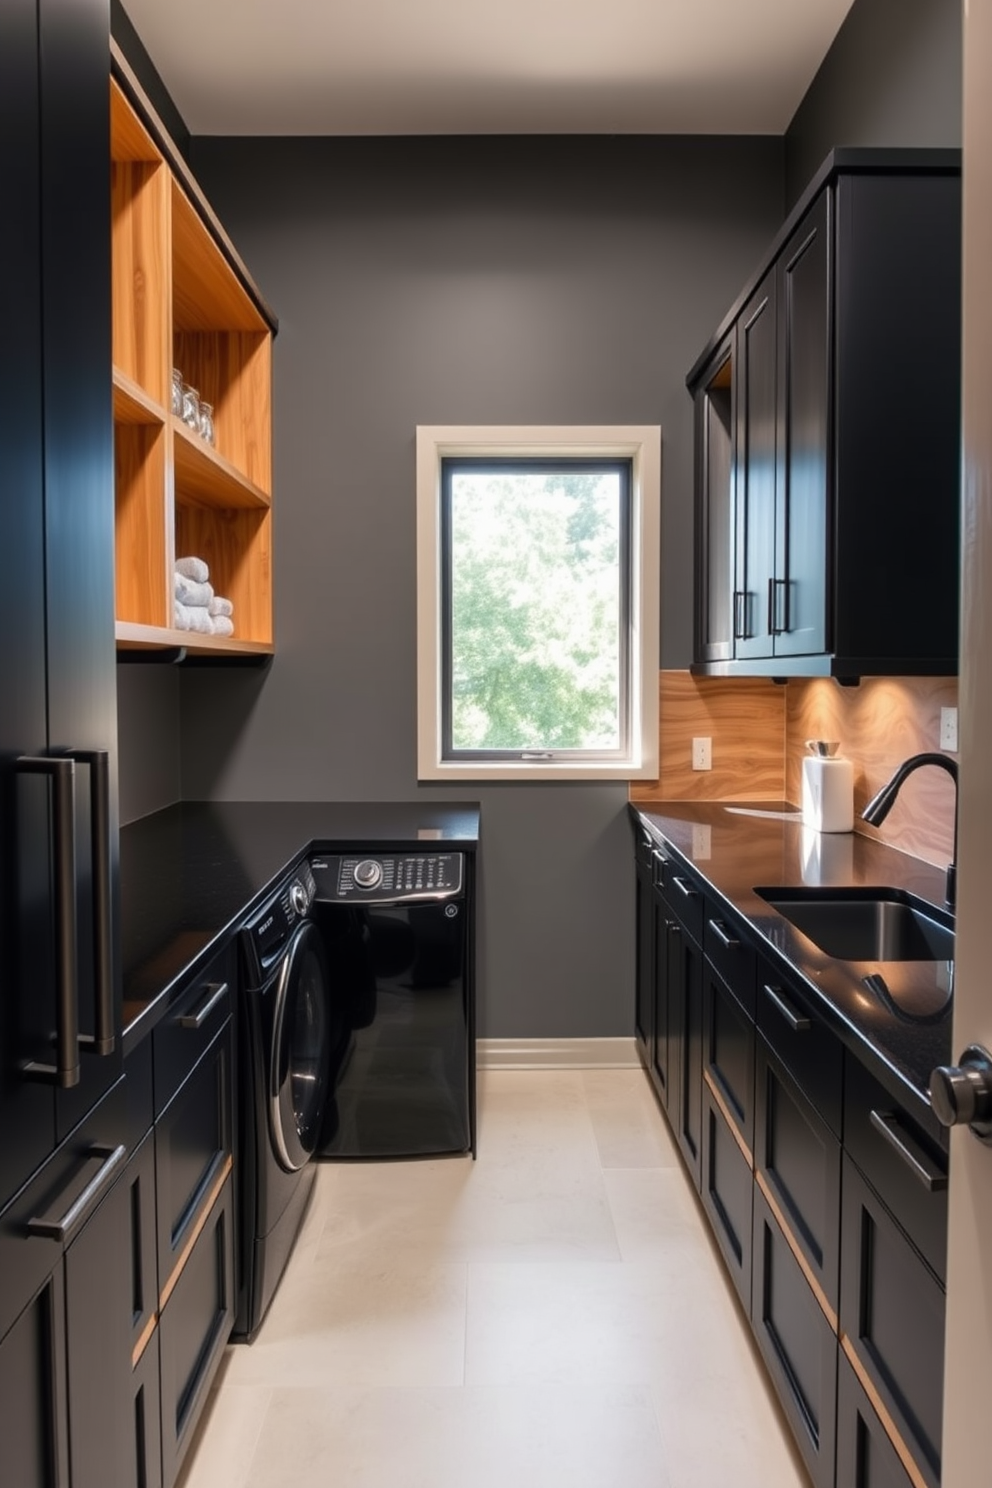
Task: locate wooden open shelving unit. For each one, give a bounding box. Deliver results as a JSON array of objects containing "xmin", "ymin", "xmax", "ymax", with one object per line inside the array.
[{"xmin": 110, "ymin": 70, "xmax": 275, "ymax": 659}]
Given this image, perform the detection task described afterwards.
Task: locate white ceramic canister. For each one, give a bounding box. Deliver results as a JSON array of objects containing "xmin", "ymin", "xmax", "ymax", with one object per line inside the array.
[{"xmin": 801, "ymin": 740, "xmax": 854, "ymax": 833}]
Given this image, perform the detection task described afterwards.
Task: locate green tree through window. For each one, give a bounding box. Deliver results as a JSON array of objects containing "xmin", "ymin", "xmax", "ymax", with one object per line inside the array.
[{"xmin": 443, "ymin": 461, "xmax": 629, "ymax": 755}]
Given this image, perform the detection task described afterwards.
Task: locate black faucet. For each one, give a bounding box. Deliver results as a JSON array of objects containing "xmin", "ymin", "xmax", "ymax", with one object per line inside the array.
[{"xmin": 861, "ymin": 752, "xmax": 959, "ymax": 908}]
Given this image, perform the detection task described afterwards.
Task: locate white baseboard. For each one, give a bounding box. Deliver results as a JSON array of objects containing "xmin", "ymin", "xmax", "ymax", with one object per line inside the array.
[{"xmin": 477, "ymin": 1037, "xmax": 640, "ymax": 1070}]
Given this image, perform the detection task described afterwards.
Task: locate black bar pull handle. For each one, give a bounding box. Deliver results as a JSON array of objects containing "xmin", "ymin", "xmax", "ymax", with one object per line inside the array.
[
  {"xmin": 27, "ymin": 1145, "xmax": 126, "ymax": 1241},
  {"xmin": 179, "ymin": 982, "xmax": 229, "ymax": 1030},
  {"xmin": 63, "ymin": 749, "xmax": 114, "ymax": 1056},
  {"xmin": 762, "ymin": 982, "xmax": 812, "ymax": 1033},
  {"xmin": 869, "ymin": 1110, "xmax": 948, "ymax": 1193},
  {"xmin": 672, "ymin": 876, "xmax": 698, "ymax": 900},
  {"xmin": 708, "ymin": 918, "xmax": 740, "ymax": 950},
  {"xmin": 17, "ymin": 756, "xmax": 80, "ymax": 1088}
]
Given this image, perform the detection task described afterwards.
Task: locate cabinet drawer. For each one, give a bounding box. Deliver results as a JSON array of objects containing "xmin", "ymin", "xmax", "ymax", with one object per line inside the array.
[
  {"xmin": 153, "ymin": 946, "xmax": 235, "ymax": 1117},
  {"xmin": 839, "ymin": 1154, "xmax": 944, "ymax": 1488},
  {"xmin": 756, "ymin": 964, "xmax": 842, "ymax": 1136},
  {"xmin": 843, "ymin": 1054, "xmax": 947, "ymax": 1284},
  {"xmin": 155, "ymin": 1018, "xmax": 234, "ymax": 1300},
  {"xmin": 665, "ymin": 867, "xmax": 705, "ymax": 945},
  {"xmin": 159, "ymin": 1173, "xmax": 234, "ymax": 1488},
  {"xmin": 752, "ymin": 1184, "xmax": 838, "ymax": 1488},
  {"xmin": 703, "ymin": 961, "xmax": 755, "ymax": 1151},
  {"xmin": 836, "ymin": 1347, "xmax": 915, "ymax": 1488},
  {"xmin": 701, "ymin": 1083, "xmax": 752, "ymax": 1311},
  {"xmin": 755, "ymin": 1034, "xmax": 841, "ymax": 1312},
  {"xmin": 704, "ymin": 911, "xmax": 756, "ymax": 1014},
  {"xmin": 132, "ymin": 1330, "xmax": 163, "ymax": 1488},
  {"xmin": 126, "ymin": 1129, "xmax": 158, "ymax": 1365}
]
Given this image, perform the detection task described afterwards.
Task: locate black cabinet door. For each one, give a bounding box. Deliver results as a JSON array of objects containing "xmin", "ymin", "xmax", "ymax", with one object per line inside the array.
[
  {"xmin": 694, "ymin": 339, "xmax": 735, "ymax": 663},
  {"xmin": 702, "ymin": 959, "xmax": 755, "ymax": 1152},
  {"xmin": 39, "ymin": 0, "xmax": 119, "ymax": 1144},
  {"xmin": 652, "ymin": 881, "xmax": 677, "ymax": 1111},
  {"xmin": 839, "ymin": 1153, "xmax": 944, "ymax": 1488},
  {"xmin": 752, "ymin": 1184, "xmax": 838, "ymax": 1488},
  {"xmin": 701, "ymin": 1083, "xmax": 753, "ymax": 1310},
  {"xmin": 0, "ymin": 0, "xmax": 58, "ymax": 1217},
  {"xmin": 671, "ymin": 923, "xmax": 704, "ymax": 1189},
  {"xmin": 159, "ymin": 1175, "xmax": 235, "ymax": 1488},
  {"xmin": 0, "ymin": 1266, "xmax": 69, "ymax": 1488},
  {"xmin": 754, "ymin": 1033, "xmax": 841, "ymax": 1313},
  {"xmin": 64, "ymin": 1154, "xmax": 133, "ymax": 1488},
  {"xmin": 634, "ymin": 855, "xmax": 655, "ymax": 1068},
  {"xmin": 734, "ymin": 270, "xmax": 777, "ymax": 660},
  {"xmin": 836, "ymin": 1347, "xmax": 916, "ymax": 1488},
  {"xmin": 774, "ymin": 191, "xmax": 830, "ymax": 658}
]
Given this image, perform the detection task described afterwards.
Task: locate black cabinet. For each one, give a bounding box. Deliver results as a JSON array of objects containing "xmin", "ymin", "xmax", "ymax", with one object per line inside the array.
[
  {"xmin": 633, "ymin": 834, "xmax": 656, "ymax": 1067},
  {"xmin": 839, "ymin": 1154, "xmax": 944, "ymax": 1488},
  {"xmin": 689, "ymin": 150, "xmax": 960, "ymax": 679},
  {"xmin": 836, "ymin": 1348, "xmax": 916, "ymax": 1488},
  {"xmin": 667, "ymin": 896, "xmax": 705, "ymax": 1190},
  {"xmin": 0, "ymin": 1077, "xmax": 132, "ymax": 1488},
  {"xmin": 0, "ymin": 0, "xmax": 117, "ymax": 1205},
  {"xmin": 752, "ymin": 1184, "xmax": 838, "ymax": 1488}
]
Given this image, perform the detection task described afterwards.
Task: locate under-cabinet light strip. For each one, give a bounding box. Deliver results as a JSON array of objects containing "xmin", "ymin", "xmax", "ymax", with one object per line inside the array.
[
  {"xmin": 158, "ymin": 1155, "xmax": 233, "ymax": 1313},
  {"xmin": 702, "ymin": 1069, "xmax": 754, "ymax": 1168},
  {"xmin": 754, "ymin": 1168, "xmax": 839, "ymax": 1335},
  {"xmin": 840, "ymin": 1333, "xmax": 930, "ymax": 1488}
]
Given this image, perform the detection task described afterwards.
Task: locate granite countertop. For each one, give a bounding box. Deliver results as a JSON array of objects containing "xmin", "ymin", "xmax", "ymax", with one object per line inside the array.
[
  {"xmin": 121, "ymin": 800, "xmax": 481, "ymax": 1052},
  {"xmin": 630, "ymin": 799, "xmax": 953, "ymax": 1142}
]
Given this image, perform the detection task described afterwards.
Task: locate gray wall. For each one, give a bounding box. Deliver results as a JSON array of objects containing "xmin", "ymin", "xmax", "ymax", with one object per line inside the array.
[
  {"xmin": 117, "ymin": 665, "xmax": 181, "ymax": 824},
  {"xmin": 174, "ymin": 134, "xmax": 783, "ymax": 1037},
  {"xmin": 785, "ymin": 0, "xmax": 962, "ymax": 207}
]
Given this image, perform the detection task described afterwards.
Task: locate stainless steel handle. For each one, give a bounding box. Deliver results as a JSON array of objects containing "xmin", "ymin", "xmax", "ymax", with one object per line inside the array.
[
  {"xmin": 27, "ymin": 1144, "xmax": 126, "ymax": 1241},
  {"xmin": 672, "ymin": 876, "xmax": 698, "ymax": 900},
  {"xmin": 64, "ymin": 749, "xmax": 114, "ymax": 1057},
  {"xmin": 762, "ymin": 982, "xmax": 811, "ymax": 1033},
  {"xmin": 17, "ymin": 756, "xmax": 80, "ymax": 1088},
  {"xmin": 869, "ymin": 1110, "xmax": 948, "ymax": 1193},
  {"xmin": 708, "ymin": 918, "xmax": 740, "ymax": 950},
  {"xmin": 179, "ymin": 982, "xmax": 229, "ymax": 1030},
  {"xmin": 733, "ymin": 590, "xmax": 746, "ymax": 640}
]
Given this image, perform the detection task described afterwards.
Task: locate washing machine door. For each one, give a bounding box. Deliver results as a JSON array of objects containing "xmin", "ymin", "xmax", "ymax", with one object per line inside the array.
[{"xmin": 269, "ymin": 920, "xmax": 331, "ymax": 1172}]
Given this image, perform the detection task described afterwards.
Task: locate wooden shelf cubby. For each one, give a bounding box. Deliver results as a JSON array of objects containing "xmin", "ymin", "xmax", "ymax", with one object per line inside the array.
[{"xmin": 110, "ymin": 74, "xmax": 275, "ymax": 658}]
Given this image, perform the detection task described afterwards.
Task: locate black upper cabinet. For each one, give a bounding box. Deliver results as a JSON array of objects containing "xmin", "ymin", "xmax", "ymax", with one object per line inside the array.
[
  {"xmin": 0, "ymin": 0, "xmax": 118, "ymax": 1217},
  {"xmin": 689, "ymin": 150, "xmax": 961, "ymax": 679}
]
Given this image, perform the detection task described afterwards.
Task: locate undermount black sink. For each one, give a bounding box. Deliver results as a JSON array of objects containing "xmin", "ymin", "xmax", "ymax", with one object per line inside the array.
[{"xmin": 755, "ymin": 886, "xmax": 955, "ymax": 963}]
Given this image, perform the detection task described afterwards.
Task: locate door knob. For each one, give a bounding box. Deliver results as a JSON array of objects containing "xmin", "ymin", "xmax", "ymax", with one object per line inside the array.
[{"xmin": 929, "ymin": 1044, "xmax": 992, "ymax": 1141}]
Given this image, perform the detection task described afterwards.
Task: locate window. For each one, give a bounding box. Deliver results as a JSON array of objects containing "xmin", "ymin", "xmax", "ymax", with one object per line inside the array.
[{"xmin": 416, "ymin": 426, "xmax": 660, "ymax": 780}]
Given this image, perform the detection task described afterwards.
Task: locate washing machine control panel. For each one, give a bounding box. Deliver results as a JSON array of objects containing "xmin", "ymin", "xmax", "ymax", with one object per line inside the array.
[{"xmin": 310, "ymin": 853, "xmax": 463, "ymax": 904}]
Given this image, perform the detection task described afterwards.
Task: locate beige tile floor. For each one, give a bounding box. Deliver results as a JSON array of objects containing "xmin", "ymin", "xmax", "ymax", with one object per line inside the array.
[{"xmin": 177, "ymin": 1069, "xmax": 812, "ymax": 1488}]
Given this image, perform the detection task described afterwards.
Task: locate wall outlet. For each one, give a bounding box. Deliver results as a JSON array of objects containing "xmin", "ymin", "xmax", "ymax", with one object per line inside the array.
[
  {"xmin": 940, "ymin": 706, "xmax": 958, "ymax": 752},
  {"xmin": 692, "ymin": 736, "xmax": 712, "ymax": 771}
]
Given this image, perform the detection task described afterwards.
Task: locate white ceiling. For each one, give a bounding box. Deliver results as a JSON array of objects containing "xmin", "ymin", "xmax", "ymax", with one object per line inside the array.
[{"xmin": 122, "ymin": 0, "xmax": 857, "ymax": 137}]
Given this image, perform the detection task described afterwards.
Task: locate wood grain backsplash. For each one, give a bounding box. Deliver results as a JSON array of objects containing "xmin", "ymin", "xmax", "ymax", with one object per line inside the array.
[
  {"xmin": 632, "ymin": 671, "xmax": 959, "ymax": 871},
  {"xmin": 630, "ymin": 671, "xmax": 786, "ymax": 803},
  {"xmin": 786, "ymin": 677, "xmax": 958, "ymax": 868}
]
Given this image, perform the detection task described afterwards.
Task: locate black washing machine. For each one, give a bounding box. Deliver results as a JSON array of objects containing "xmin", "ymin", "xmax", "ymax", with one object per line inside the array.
[
  {"xmin": 234, "ymin": 862, "xmax": 337, "ymax": 1340},
  {"xmin": 311, "ymin": 849, "xmax": 475, "ymax": 1160}
]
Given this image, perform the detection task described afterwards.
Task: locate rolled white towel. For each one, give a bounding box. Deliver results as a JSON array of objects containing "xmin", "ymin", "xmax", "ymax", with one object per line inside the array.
[
  {"xmin": 175, "ymin": 556, "xmax": 209, "ymax": 584},
  {"xmin": 211, "ymin": 615, "xmax": 234, "ymax": 638},
  {"xmin": 175, "ymin": 572, "xmax": 214, "ymax": 608},
  {"xmin": 208, "ymin": 595, "xmax": 234, "ymax": 619},
  {"xmin": 173, "ymin": 600, "xmax": 213, "ymax": 635}
]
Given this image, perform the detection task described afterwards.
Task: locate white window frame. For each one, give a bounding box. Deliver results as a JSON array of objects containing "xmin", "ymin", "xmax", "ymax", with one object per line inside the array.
[{"xmin": 416, "ymin": 425, "xmax": 660, "ymax": 781}]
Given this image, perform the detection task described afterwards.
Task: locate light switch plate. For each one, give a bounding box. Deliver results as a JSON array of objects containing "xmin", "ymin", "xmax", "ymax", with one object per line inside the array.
[
  {"xmin": 940, "ymin": 707, "xmax": 958, "ymax": 752},
  {"xmin": 692, "ymin": 737, "xmax": 712, "ymax": 771}
]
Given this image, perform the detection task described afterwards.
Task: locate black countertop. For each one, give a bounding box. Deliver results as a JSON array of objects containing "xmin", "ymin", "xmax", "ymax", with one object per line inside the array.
[
  {"xmin": 120, "ymin": 800, "xmax": 480, "ymax": 1052},
  {"xmin": 630, "ymin": 800, "xmax": 953, "ymax": 1142}
]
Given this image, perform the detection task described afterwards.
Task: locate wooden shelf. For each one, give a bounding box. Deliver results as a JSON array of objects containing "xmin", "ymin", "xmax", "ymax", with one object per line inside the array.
[
  {"xmin": 116, "ymin": 621, "xmax": 274, "ymax": 659},
  {"xmin": 110, "ymin": 77, "xmax": 275, "ymax": 662},
  {"xmin": 173, "ymin": 419, "xmax": 270, "ymax": 510},
  {"xmin": 113, "ymin": 367, "xmax": 166, "ymax": 426}
]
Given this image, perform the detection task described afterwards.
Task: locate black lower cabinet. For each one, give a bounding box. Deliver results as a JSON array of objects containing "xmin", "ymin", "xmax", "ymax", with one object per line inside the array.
[
  {"xmin": 634, "ymin": 849, "xmax": 656, "ymax": 1067},
  {"xmin": 752, "ymin": 1186, "xmax": 838, "ymax": 1488},
  {"xmin": 671, "ymin": 922, "xmax": 704, "ymax": 1189},
  {"xmin": 703, "ymin": 960, "xmax": 755, "ymax": 1150},
  {"xmin": 132, "ymin": 1333, "xmax": 163, "ymax": 1488},
  {"xmin": 837, "ymin": 1348, "xmax": 915, "ymax": 1488},
  {"xmin": 839, "ymin": 1154, "xmax": 945, "ymax": 1488},
  {"xmin": 701, "ymin": 1085, "xmax": 752, "ymax": 1310},
  {"xmin": 159, "ymin": 1174, "xmax": 235, "ymax": 1486},
  {"xmin": 755, "ymin": 1034, "xmax": 841, "ymax": 1311},
  {"xmin": 0, "ymin": 1078, "xmax": 133, "ymax": 1488}
]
